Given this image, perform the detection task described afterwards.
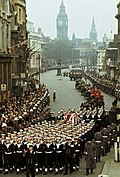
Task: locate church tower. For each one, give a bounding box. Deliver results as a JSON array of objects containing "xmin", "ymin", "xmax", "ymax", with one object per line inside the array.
[
  {"xmin": 89, "ymin": 17, "xmax": 98, "ymax": 44},
  {"xmin": 56, "ymin": 0, "xmax": 68, "ymax": 40}
]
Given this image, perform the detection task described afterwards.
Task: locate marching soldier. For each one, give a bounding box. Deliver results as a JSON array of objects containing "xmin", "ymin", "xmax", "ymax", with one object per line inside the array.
[
  {"xmin": 35, "ymin": 137, "xmax": 45, "ymax": 174},
  {"xmin": 101, "ymin": 126, "xmax": 109, "ymax": 156},
  {"xmin": 107, "ymin": 125, "xmax": 113, "ymax": 152},
  {"xmin": 25, "ymin": 144, "xmax": 36, "ymax": 177},
  {"xmin": 3, "ymin": 137, "xmax": 14, "ymax": 174},
  {"xmin": 54, "ymin": 137, "xmax": 64, "ymax": 174},
  {"xmin": 110, "ymin": 123, "xmax": 117, "ymax": 146},
  {"xmin": 44, "ymin": 137, "xmax": 54, "ymax": 175},
  {"xmin": 12, "ymin": 136, "xmax": 18, "ymax": 172},
  {"xmin": 79, "ymin": 134, "xmax": 86, "ymax": 158},
  {"xmin": 101, "ymin": 127, "xmax": 109, "ymax": 156},
  {"xmin": 22, "ymin": 136, "xmax": 29, "ymax": 170},
  {"xmin": 74, "ymin": 137, "xmax": 81, "ymax": 171},
  {"xmin": 15, "ymin": 138, "xmax": 24, "ymax": 173},
  {"xmin": 94, "ymin": 131, "xmax": 102, "ymax": 162},
  {"xmin": 96, "ymin": 107, "xmax": 104, "ymax": 129},
  {"xmin": 64, "ymin": 138, "xmax": 75, "ymax": 175},
  {"xmin": 84, "ymin": 138, "xmax": 96, "ymax": 175}
]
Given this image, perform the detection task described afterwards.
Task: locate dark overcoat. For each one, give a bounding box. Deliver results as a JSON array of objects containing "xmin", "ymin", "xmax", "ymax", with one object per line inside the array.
[{"xmin": 84, "ymin": 141, "xmax": 96, "ymax": 169}]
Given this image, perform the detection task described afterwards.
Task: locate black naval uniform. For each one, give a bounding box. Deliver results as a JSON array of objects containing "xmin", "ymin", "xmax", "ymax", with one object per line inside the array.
[
  {"xmin": 35, "ymin": 142, "xmax": 45, "ymax": 173},
  {"xmin": 54, "ymin": 142, "xmax": 64, "ymax": 174},
  {"xmin": 75, "ymin": 140, "xmax": 81, "ymax": 170},
  {"xmin": 22, "ymin": 141, "xmax": 28, "ymax": 169},
  {"xmin": 44, "ymin": 142, "xmax": 54, "ymax": 174},
  {"xmin": 64, "ymin": 141, "xmax": 75, "ymax": 175},
  {"xmin": 15, "ymin": 143, "xmax": 24, "ymax": 173},
  {"xmin": 0, "ymin": 140, "xmax": 3, "ymax": 172},
  {"xmin": 26, "ymin": 149, "xmax": 36, "ymax": 177},
  {"xmin": 3, "ymin": 141, "xmax": 14, "ymax": 173}
]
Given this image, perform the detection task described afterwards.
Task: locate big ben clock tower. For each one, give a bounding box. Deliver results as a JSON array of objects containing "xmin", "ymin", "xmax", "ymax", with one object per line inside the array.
[{"xmin": 56, "ymin": 0, "xmax": 68, "ymax": 40}]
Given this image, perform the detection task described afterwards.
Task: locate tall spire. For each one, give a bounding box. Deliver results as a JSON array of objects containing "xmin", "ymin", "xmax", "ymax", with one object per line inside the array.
[
  {"xmin": 91, "ymin": 17, "xmax": 96, "ymax": 32},
  {"xmin": 58, "ymin": 0, "xmax": 67, "ymax": 17},
  {"xmin": 61, "ymin": 0, "xmax": 65, "ymax": 8},
  {"xmin": 56, "ymin": 0, "xmax": 68, "ymax": 40},
  {"xmin": 89, "ymin": 17, "xmax": 98, "ymax": 44}
]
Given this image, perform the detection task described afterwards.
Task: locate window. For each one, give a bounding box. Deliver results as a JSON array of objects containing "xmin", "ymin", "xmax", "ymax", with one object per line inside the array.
[{"xmin": 19, "ymin": 8, "xmax": 22, "ymax": 20}]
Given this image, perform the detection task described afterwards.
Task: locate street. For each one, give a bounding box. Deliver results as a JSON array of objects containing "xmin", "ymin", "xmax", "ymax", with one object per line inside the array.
[{"xmin": 39, "ymin": 69, "xmax": 115, "ymax": 114}]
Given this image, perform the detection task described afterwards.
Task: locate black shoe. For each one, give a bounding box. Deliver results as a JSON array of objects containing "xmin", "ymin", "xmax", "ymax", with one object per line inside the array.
[
  {"xmin": 86, "ymin": 169, "xmax": 89, "ymax": 175},
  {"xmin": 0, "ymin": 170, "xmax": 2, "ymax": 173},
  {"xmin": 44, "ymin": 172, "xmax": 47, "ymax": 175},
  {"xmin": 4, "ymin": 171, "xmax": 8, "ymax": 175},
  {"xmin": 72, "ymin": 168, "xmax": 75, "ymax": 172},
  {"xmin": 55, "ymin": 172, "xmax": 58, "ymax": 175},
  {"xmin": 91, "ymin": 169, "xmax": 93, "ymax": 174},
  {"xmin": 21, "ymin": 169, "xmax": 24, "ymax": 173},
  {"xmin": 40, "ymin": 170, "xmax": 42, "ymax": 173}
]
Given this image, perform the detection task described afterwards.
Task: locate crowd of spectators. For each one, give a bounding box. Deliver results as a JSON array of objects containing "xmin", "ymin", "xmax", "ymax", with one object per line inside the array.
[
  {"xmin": 75, "ymin": 79, "xmax": 104, "ymax": 108},
  {"xmin": 0, "ymin": 79, "xmax": 51, "ymax": 135},
  {"xmin": 84, "ymin": 70, "xmax": 120, "ymax": 101}
]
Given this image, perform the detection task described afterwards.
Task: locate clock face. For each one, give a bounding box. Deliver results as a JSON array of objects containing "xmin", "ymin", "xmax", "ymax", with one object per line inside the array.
[{"xmin": 58, "ymin": 20, "xmax": 63, "ymax": 26}]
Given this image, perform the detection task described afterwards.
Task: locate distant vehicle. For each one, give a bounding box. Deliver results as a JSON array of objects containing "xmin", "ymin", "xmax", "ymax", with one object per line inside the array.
[{"xmin": 69, "ymin": 69, "xmax": 83, "ymax": 81}]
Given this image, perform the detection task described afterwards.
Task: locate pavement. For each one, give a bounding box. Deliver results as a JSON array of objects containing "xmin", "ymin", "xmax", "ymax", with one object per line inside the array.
[{"xmin": 99, "ymin": 148, "xmax": 120, "ymax": 177}]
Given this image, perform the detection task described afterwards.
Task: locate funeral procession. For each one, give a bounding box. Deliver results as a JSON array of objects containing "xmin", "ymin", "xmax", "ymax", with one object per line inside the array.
[{"xmin": 0, "ymin": 0, "xmax": 120, "ymax": 177}]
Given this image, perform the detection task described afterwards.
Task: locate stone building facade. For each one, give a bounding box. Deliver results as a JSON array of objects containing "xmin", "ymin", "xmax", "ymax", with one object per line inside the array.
[
  {"xmin": 116, "ymin": 2, "xmax": 120, "ymax": 82},
  {"xmin": 10, "ymin": 0, "xmax": 28, "ymax": 96},
  {"xmin": 0, "ymin": 0, "xmax": 13, "ymax": 104},
  {"xmin": 0, "ymin": 0, "xmax": 12, "ymax": 52},
  {"xmin": 27, "ymin": 21, "xmax": 43, "ymax": 72}
]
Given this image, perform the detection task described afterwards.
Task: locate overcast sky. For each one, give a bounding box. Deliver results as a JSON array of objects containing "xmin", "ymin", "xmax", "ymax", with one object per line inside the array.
[{"xmin": 26, "ymin": 0, "xmax": 119, "ymax": 41}]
